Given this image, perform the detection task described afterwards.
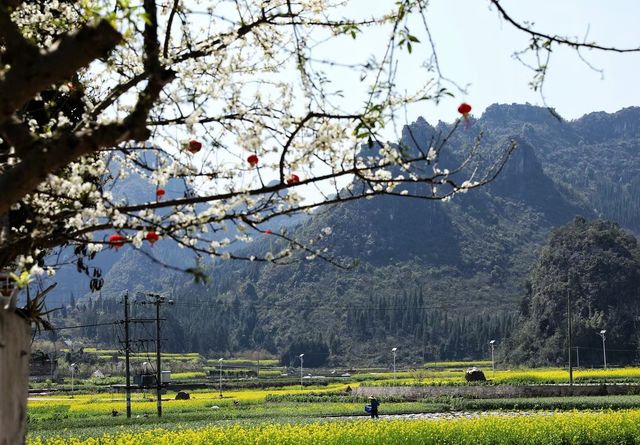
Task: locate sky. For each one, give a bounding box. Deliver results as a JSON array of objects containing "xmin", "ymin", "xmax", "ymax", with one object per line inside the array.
[
  {"xmin": 157, "ymin": 1, "xmax": 640, "ymax": 202},
  {"xmin": 285, "ymin": 0, "xmax": 640, "ymax": 201},
  {"xmin": 332, "ymin": 0, "xmax": 640, "ymax": 126}
]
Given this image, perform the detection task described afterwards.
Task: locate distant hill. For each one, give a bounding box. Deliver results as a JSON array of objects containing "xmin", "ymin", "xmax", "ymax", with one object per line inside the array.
[
  {"xmin": 53, "ymin": 104, "xmax": 640, "ymax": 366},
  {"xmin": 38, "ymin": 154, "xmax": 198, "ymax": 306},
  {"xmin": 41, "ymin": 155, "xmax": 303, "ymax": 306},
  {"xmin": 505, "ymin": 218, "xmax": 640, "ymax": 367}
]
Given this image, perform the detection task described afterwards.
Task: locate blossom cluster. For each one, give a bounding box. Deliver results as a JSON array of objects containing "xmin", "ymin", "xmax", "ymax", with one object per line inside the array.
[{"xmin": 0, "ymin": 0, "xmax": 510, "ymax": 281}]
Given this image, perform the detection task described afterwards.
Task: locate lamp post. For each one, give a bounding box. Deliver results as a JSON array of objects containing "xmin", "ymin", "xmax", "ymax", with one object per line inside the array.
[
  {"xmin": 142, "ymin": 362, "xmax": 150, "ymax": 399},
  {"xmin": 218, "ymin": 358, "xmax": 223, "ymax": 398},
  {"xmin": 299, "ymin": 354, "xmax": 304, "ymax": 389},
  {"xmin": 70, "ymin": 363, "xmax": 78, "ymax": 398},
  {"xmin": 391, "ymin": 347, "xmax": 397, "ymax": 380},
  {"xmin": 489, "ymin": 340, "xmax": 496, "ymax": 377},
  {"xmin": 598, "ymin": 330, "xmax": 607, "ymax": 370}
]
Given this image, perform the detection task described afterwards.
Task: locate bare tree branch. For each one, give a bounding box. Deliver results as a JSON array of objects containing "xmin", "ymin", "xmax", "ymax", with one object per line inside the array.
[{"xmin": 489, "ymin": 0, "xmax": 640, "ymax": 53}]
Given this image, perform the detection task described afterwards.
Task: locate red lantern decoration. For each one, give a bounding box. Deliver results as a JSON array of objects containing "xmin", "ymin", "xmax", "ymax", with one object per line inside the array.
[
  {"xmin": 108, "ymin": 234, "xmax": 126, "ymax": 250},
  {"xmin": 265, "ymin": 229, "xmax": 272, "ymax": 235},
  {"xmin": 146, "ymin": 231, "xmax": 160, "ymax": 246},
  {"xmin": 156, "ymin": 188, "xmax": 165, "ymax": 200},
  {"xmin": 286, "ymin": 173, "xmax": 300, "ymax": 185},
  {"xmin": 458, "ymin": 103, "xmax": 472, "ymax": 128},
  {"xmin": 185, "ymin": 140, "xmax": 202, "ymax": 154},
  {"xmin": 247, "ymin": 154, "xmax": 259, "ymax": 168},
  {"xmin": 457, "ymin": 102, "xmax": 472, "ymax": 116}
]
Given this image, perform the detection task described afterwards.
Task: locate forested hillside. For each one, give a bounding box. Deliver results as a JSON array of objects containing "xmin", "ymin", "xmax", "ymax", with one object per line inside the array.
[
  {"xmin": 53, "ymin": 104, "xmax": 640, "ymax": 366},
  {"xmin": 505, "ymin": 218, "xmax": 640, "ymax": 367}
]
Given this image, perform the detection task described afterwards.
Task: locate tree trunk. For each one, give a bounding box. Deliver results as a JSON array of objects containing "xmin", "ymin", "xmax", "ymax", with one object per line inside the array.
[{"xmin": 0, "ymin": 309, "xmax": 30, "ymax": 445}]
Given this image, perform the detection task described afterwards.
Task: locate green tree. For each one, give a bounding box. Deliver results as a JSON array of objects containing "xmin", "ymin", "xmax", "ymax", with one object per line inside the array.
[{"xmin": 506, "ymin": 218, "xmax": 640, "ymax": 366}]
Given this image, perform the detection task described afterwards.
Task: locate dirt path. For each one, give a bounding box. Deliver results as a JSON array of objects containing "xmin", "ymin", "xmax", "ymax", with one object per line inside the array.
[{"xmin": 330, "ymin": 410, "xmax": 552, "ymax": 421}]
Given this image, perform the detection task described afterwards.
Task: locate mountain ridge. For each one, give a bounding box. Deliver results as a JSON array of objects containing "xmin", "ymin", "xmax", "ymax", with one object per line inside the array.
[{"xmin": 50, "ymin": 103, "xmax": 640, "ymax": 364}]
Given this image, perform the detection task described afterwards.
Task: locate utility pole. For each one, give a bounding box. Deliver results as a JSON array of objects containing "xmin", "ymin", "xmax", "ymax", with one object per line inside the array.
[
  {"xmin": 123, "ymin": 291, "xmax": 132, "ymax": 418},
  {"xmin": 155, "ymin": 299, "xmax": 161, "ymax": 417},
  {"xmin": 140, "ymin": 293, "xmax": 173, "ymax": 417},
  {"xmin": 575, "ymin": 346, "xmax": 580, "ymax": 369},
  {"xmin": 567, "ymin": 286, "xmax": 573, "ymax": 385}
]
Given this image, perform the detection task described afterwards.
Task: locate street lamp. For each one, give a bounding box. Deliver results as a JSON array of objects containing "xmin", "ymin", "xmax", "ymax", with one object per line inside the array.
[
  {"xmin": 299, "ymin": 354, "xmax": 304, "ymax": 389},
  {"xmin": 70, "ymin": 363, "xmax": 78, "ymax": 398},
  {"xmin": 218, "ymin": 358, "xmax": 224, "ymax": 398},
  {"xmin": 489, "ymin": 340, "xmax": 496, "ymax": 377},
  {"xmin": 141, "ymin": 361, "xmax": 150, "ymax": 399},
  {"xmin": 598, "ymin": 330, "xmax": 607, "ymax": 370},
  {"xmin": 391, "ymin": 347, "xmax": 397, "ymax": 380}
]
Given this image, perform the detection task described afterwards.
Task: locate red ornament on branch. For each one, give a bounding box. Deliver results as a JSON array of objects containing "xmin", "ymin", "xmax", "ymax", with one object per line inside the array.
[
  {"xmin": 155, "ymin": 188, "xmax": 165, "ymax": 200},
  {"xmin": 247, "ymin": 154, "xmax": 259, "ymax": 168},
  {"xmin": 457, "ymin": 103, "xmax": 472, "ymax": 128},
  {"xmin": 185, "ymin": 140, "xmax": 202, "ymax": 154},
  {"xmin": 265, "ymin": 229, "xmax": 272, "ymax": 235},
  {"xmin": 146, "ymin": 231, "xmax": 160, "ymax": 246},
  {"xmin": 286, "ymin": 173, "xmax": 300, "ymax": 185},
  {"xmin": 457, "ymin": 102, "xmax": 472, "ymax": 116},
  {"xmin": 108, "ymin": 234, "xmax": 125, "ymax": 250}
]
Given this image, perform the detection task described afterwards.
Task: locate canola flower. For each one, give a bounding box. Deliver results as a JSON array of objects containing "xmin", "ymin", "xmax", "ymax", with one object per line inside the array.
[
  {"xmin": 365, "ymin": 366, "xmax": 640, "ymax": 387},
  {"xmin": 28, "ymin": 410, "xmax": 640, "ymax": 445},
  {"xmin": 171, "ymin": 372, "xmax": 207, "ymax": 380},
  {"xmin": 29, "ymin": 384, "xmax": 356, "ymax": 417}
]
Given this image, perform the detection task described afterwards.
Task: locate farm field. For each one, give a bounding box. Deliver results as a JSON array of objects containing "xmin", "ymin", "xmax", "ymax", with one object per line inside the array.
[
  {"xmin": 29, "ymin": 410, "xmax": 640, "ymax": 445},
  {"xmin": 27, "ymin": 362, "xmax": 640, "ymax": 444},
  {"xmin": 363, "ymin": 367, "xmax": 640, "ymax": 386},
  {"xmin": 28, "ymin": 410, "xmax": 640, "ymax": 445}
]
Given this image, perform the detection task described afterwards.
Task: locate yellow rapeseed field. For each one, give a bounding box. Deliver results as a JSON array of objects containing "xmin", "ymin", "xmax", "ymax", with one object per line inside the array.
[
  {"xmin": 28, "ymin": 383, "xmax": 356, "ymax": 416},
  {"xmin": 28, "ymin": 410, "xmax": 640, "ymax": 445},
  {"xmin": 368, "ymin": 366, "xmax": 640, "ymax": 386}
]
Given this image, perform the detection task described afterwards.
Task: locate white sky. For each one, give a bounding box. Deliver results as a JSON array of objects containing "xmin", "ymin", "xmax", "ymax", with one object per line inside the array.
[{"xmin": 333, "ymin": 0, "xmax": 640, "ymax": 125}]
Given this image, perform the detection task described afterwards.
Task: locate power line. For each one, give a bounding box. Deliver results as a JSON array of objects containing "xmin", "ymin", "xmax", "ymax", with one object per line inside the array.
[
  {"xmin": 42, "ymin": 321, "xmax": 120, "ymax": 331},
  {"xmin": 168, "ymin": 300, "xmax": 507, "ymax": 312},
  {"xmin": 137, "ymin": 293, "xmax": 174, "ymax": 418},
  {"xmin": 37, "ymin": 318, "xmax": 163, "ymax": 332},
  {"xmin": 123, "ymin": 291, "xmax": 132, "ymax": 419}
]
